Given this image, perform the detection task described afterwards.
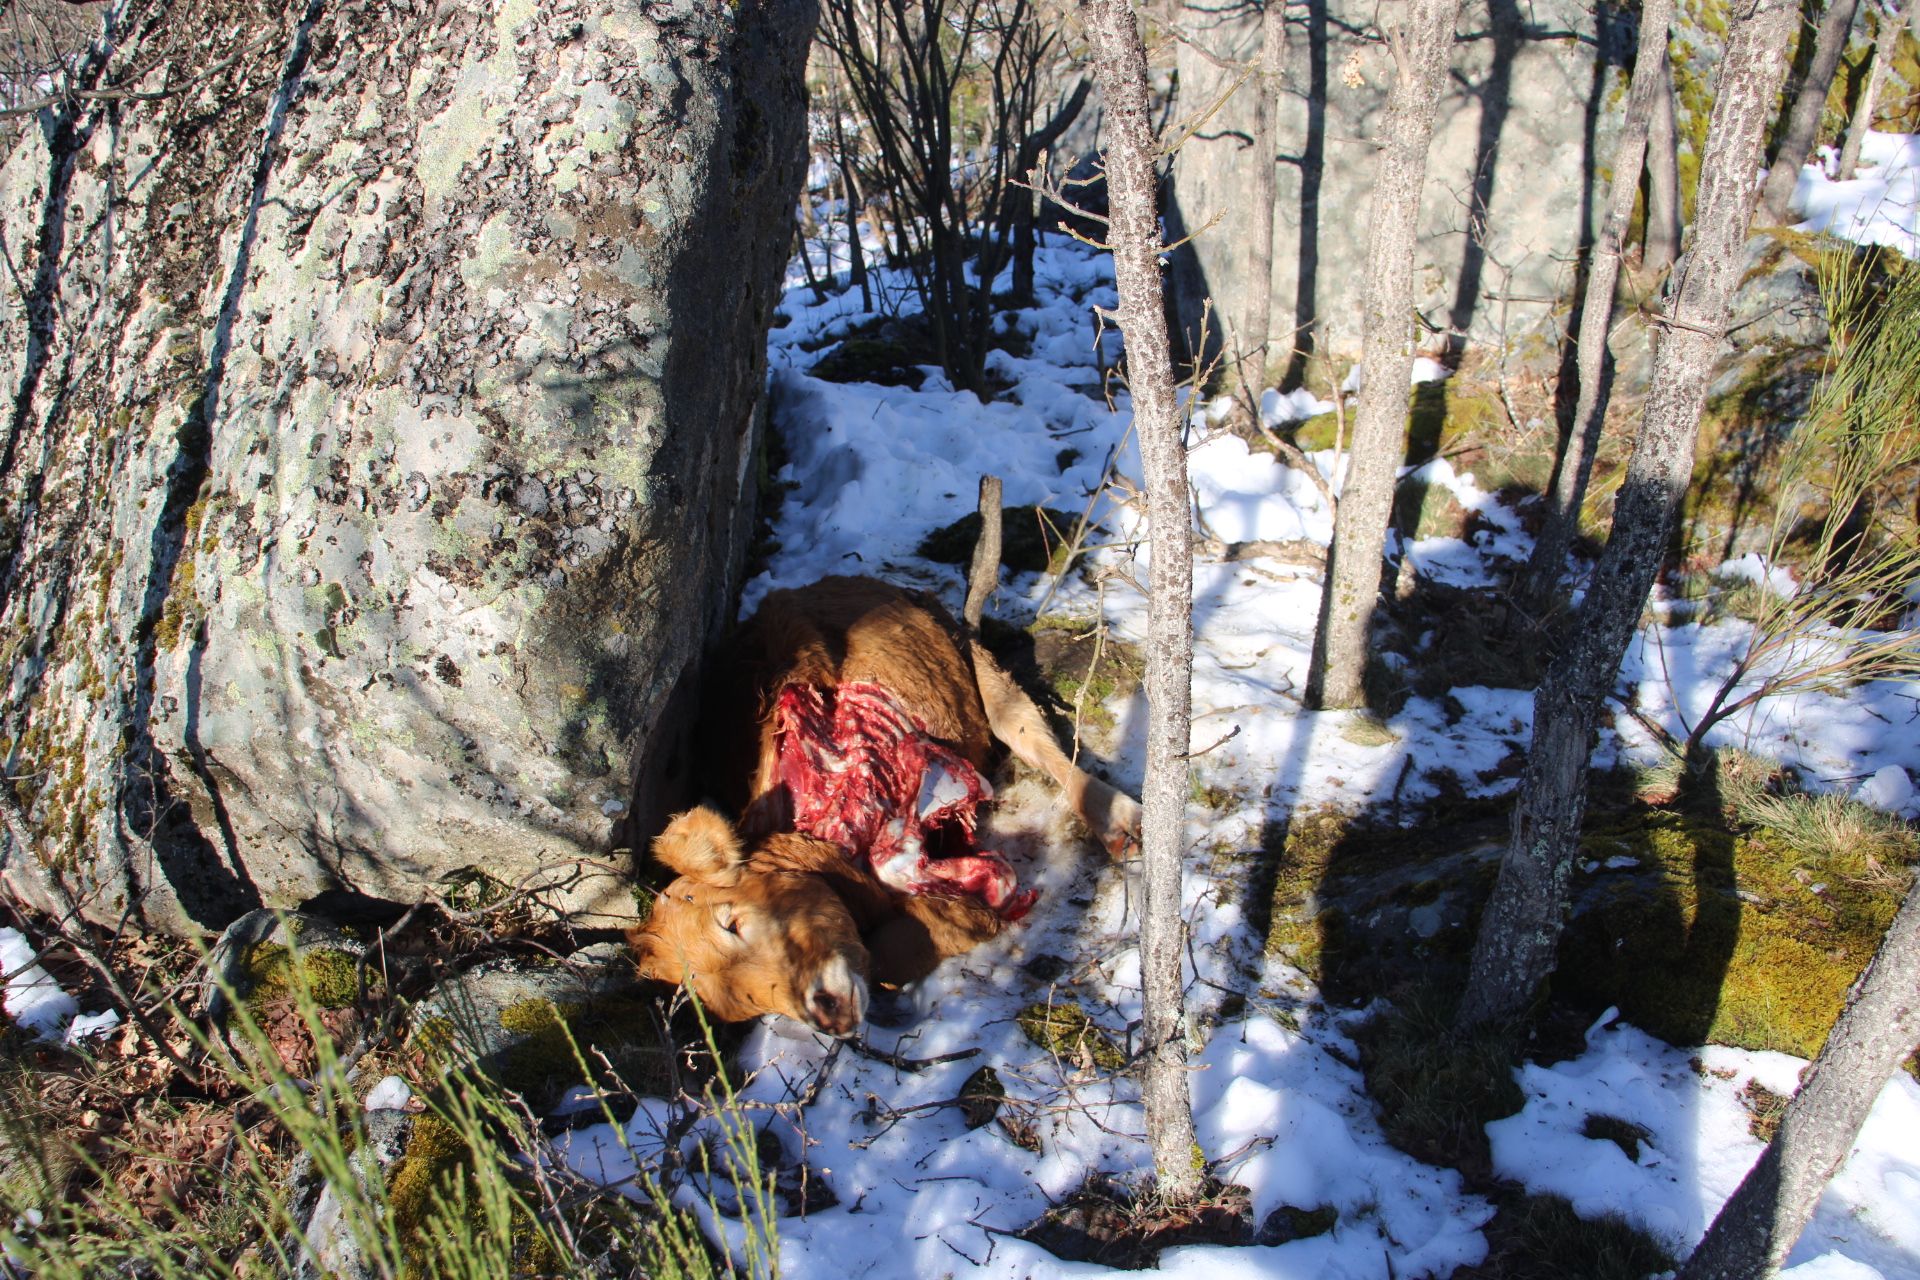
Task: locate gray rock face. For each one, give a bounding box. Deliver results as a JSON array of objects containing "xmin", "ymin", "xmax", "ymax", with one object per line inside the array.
[
  {"xmin": 0, "ymin": 0, "xmax": 817, "ymax": 932},
  {"xmin": 1165, "ymin": 0, "xmax": 1635, "ymax": 366}
]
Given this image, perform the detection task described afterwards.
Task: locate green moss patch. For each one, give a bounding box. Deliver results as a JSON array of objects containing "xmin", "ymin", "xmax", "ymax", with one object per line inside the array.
[
  {"xmin": 1558, "ymin": 800, "xmax": 1916, "ymax": 1060},
  {"xmin": 242, "ymin": 943, "xmax": 368, "ymax": 1009},
  {"xmin": 1016, "ymin": 1001, "xmax": 1128, "ymax": 1072},
  {"xmin": 976, "ymin": 615, "xmax": 1144, "ymax": 748},
  {"xmin": 1354, "ymin": 987, "xmax": 1524, "ymax": 1177},
  {"xmin": 386, "ymin": 1112, "xmax": 470, "ymax": 1256},
  {"xmin": 1259, "ymin": 803, "xmax": 1504, "ymax": 1000},
  {"xmin": 472, "ymin": 994, "xmax": 675, "ymax": 1114}
]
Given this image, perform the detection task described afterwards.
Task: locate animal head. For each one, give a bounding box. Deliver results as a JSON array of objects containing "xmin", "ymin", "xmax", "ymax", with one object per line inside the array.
[{"xmin": 627, "ymin": 806, "xmax": 871, "ymax": 1037}]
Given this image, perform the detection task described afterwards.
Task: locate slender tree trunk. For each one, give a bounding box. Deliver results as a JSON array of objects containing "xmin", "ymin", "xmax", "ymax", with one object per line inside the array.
[
  {"xmin": 1239, "ymin": 0, "xmax": 1288, "ymax": 391},
  {"xmin": 1836, "ymin": 2, "xmax": 1913, "ymax": 178},
  {"xmin": 1306, "ymin": 0, "xmax": 1462, "ymax": 710},
  {"xmin": 1080, "ymin": 0, "xmax": 1202, "ymax": 1202},
  {"xmin": 1761, "ymin": 0, "xmax": 1865, "ymax": 221},
  {"xmin": 843, "ymin": 165, "xmax": 871, "ymax": 312},
  {"xmin": 1012, "ymin": 78, "xmax": 1092, "ymax": 303},
  {"xmin": 1679, "ymin": 873, "xmax": 1920, "ymax": 1279},
  {"xmin": 797, "ymin": 222, "xmax": 829, "ymax": 304},
  {"xmin": 830, "ymin": 76, "xmax": 872, "ymax": 312},
  {"xmin": 1645, "ymin": 51, "xmax": 1684, "ymax": 273},
  {"xmin": 1457, "ymin": 0, "xmax": 1800, "ymax": 1030},
  {"xmin": 1520, "ymin": 0, "xmax": 1676, "ymax": 608}
]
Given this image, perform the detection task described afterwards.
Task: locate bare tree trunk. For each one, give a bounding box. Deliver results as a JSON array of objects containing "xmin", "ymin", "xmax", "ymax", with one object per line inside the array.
[
  {"xmin": 830, "ymin": 73, "xmax": 873, "ymax": 312},
  {"xmin": 1306, "ymin": 0, "xmax": 1462, "ymax": 710},
  {"xmin": 1679, "ymin": 873, "xmax": 1920, "ymax": 1279},
  {"xmin": 1457, "ymin": 0, "xmax": 1800, "ymax": 1031},
  {"xmin": 1080, "ymin": 0, "xmax": 1202, "ymax": 1203},
  {"xmin": 1761, "ymin": 0, "xmax": 1864, "ymax": 222},
  {"xmin": 1520, "ymin": 0, "xmax": 1676, "ymax": 608},
  {"xmin": 1238, "ymin": 0, "xmax": 1287, "ymax": 391},
  {"xmin": 1012, "ymin": 77, "xmax": 1092, "ymax": 303},
  {"xmin": 1836, "ymin": 1, "xmax": 1914, "ymax": 179},
  {"xmin": 1645, "ymin": 51, "xmax": 1684, "ymax": 273}
]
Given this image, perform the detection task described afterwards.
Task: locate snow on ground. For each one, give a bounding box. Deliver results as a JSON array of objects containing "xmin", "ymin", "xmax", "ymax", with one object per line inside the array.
[
  {"xmin": 1, "ymin": 926, "xmax": 120, "ymax": 1044},
  {"xmin": 558, "ymin": 233, "xmax": 1920, "ymax": 1276},
  {"xmin": 1616, "ymin": 623, "xmax": 1920, "ymax": 815},
  {"xmin": 1713, "ymin": 552, "xmax": 1800, "ymax": 597},
  {"xmin": 1490, "ymin": 1015, "xmax": 1920, "ymax": 1279},
  {"xmin": 1793, "ymin": 133, "xmax": 1920, "ymax": 258}
]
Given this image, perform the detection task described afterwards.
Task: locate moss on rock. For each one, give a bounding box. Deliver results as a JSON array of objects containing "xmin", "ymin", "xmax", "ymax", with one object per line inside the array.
[{"xmin": 242, "ymin": 943, "xmax": 368, "ymax": 1009}]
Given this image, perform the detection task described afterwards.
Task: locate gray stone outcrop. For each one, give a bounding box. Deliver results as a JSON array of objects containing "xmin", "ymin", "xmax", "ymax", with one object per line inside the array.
[
  {"xmin": 1165, "ymin": 0, "xmax": 1635, "ymax": 368},
  {"xmin": 0, "ymin": 0, "xmax": 817, "ymax": 932}
]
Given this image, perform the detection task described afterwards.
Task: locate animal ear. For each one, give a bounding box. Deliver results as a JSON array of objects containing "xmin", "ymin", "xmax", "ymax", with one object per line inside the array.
[
  {"xmin": 651, "ymin": 806, "xmax": 746, "ymax": 885},
  {"xmin": 625, "ymin": 924, "xmax": 669, "ymax": 981}
]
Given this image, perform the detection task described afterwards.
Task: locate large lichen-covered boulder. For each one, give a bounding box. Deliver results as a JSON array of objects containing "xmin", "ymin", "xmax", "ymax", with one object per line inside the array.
[{"xmin": 0, "ymin": 0, "xmax": 816, "ymax": 932}]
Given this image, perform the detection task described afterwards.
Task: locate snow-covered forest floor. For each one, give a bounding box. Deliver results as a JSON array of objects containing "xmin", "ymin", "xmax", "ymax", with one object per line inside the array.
[
  {"xmin": 616, "ymin": 146, "xmax": 1920, "ymax": 1276},
  {"xmin": 5, "ymin": 135, "xmax": 1920, "ymax": 1280}
]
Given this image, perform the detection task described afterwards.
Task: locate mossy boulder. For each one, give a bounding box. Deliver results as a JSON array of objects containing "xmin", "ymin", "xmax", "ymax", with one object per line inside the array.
[
  {"xmin": 204, "ymin": 908, "xmax": 390, "ymax": 1025},
  {"xmin": 406, "ymin": 944, "xmax": 668, "ymax": 1110}
]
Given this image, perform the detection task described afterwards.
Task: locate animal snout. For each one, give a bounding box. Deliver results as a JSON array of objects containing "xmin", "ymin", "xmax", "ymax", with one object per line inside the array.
[{"xmin": 803, "ymin": 954, "xmax": 869, "ymax": 1037}]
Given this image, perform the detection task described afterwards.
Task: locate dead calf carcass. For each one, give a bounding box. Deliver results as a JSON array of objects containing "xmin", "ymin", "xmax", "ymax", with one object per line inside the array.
[{"xmin": 627, "ymin": 576, "xmax": 1138, "ymax": 1037}]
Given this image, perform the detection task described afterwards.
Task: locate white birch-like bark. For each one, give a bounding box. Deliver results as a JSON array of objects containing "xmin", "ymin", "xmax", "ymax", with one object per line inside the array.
[
  {"xmin": 1679, "ymin": 873, "xmax": 1920, "ymax": 1279},
  {"xmin": 1520, "ymin": 0, "xmax": 1677, "ymax": 607},
  {"xmin": 1239, "ymin": 0, "xmax": 1288, "ymax": 387},
  {"xmin": 1080, "ymin": 0, "xmax": 1202, "ymax": 1202},
  {"xmin": 1457, "ymin": 0, "xmax": 1801, "ymax": 1029},
  {"xmin": 1645, "ymin": 51, "xmax": 1684, "ymax": 274},
  {"xmin": 1836, "ymin": 2, "xmax": 1915, "ymax": 178},
  {"xmin": 1306, "ymin": 0, "xmax": 1463, "ymax": 710},
  {"xmin": 1760, "ymin": 0, "xmax": 1865, "ymax": 222}
]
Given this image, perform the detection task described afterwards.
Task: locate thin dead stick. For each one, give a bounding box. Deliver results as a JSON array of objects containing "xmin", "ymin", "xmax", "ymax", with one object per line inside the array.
[
  {"xmin": 1175, "ymin": 724, "xmax": 1242, "ymax": 760},
  {"xmin": 1070, "ymin": 578, "xmax": 1110, "ymax": 765},
  {"xmin": 849, "ymin": 1036, "xmax": 981, "ymax": 1072},
  {"xmin": 965, "ymin": 474, "xmax": 1003, "ymax": 629}
]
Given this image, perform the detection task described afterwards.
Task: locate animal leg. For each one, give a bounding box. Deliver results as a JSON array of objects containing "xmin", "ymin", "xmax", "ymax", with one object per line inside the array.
[
  {"xmin": 970, "ymin": 642, "xmax": 1142, "ymax": 856},
  {"xmin": 868, "ymin": 890, "xmax": 1009, "ymax": 986}
]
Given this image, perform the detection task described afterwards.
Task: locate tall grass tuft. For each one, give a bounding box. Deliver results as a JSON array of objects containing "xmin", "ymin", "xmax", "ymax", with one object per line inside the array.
[
  {"xmin": 1, "ymin": 937, "xmax": 778, "ymax": 1279},
  {"xmin": 1675, "ymin": 248, "xmax": 1920, "ymax": 759}
]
